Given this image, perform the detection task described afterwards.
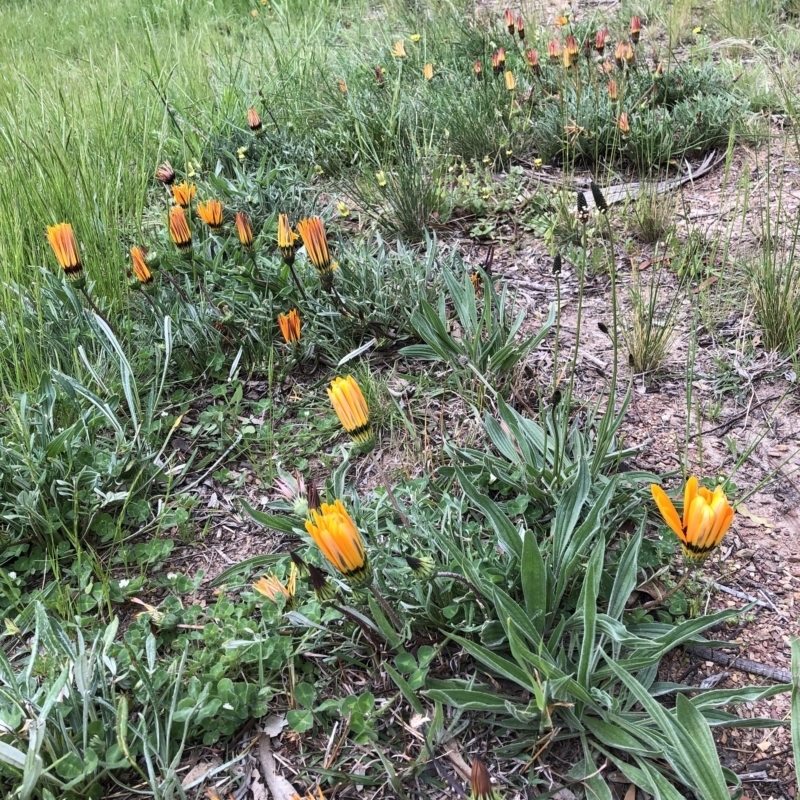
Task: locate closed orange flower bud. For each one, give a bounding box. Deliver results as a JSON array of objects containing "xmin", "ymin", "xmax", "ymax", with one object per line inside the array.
[
  {"xmin": 248, "ymin": 107, "xmax": 263, "ymax": 133},
  {"xmin": 235, "ymin": 212, "xmax": 254, "ymax": 249},
  {"xmin": 168, "ymin": 206, "xmax": 192, "ymax": 251}
]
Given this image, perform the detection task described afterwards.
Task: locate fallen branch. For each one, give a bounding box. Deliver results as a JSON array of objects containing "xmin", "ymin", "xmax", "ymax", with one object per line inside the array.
[{"xmin": 686, "ymin": 646, "xmax": 791, "ymax": 684}]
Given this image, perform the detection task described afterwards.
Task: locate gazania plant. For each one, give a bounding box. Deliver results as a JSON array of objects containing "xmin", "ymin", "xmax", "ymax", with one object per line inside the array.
[{"xmin": 327, "ymin": 375, "xmax": 374, "ymax": 452}]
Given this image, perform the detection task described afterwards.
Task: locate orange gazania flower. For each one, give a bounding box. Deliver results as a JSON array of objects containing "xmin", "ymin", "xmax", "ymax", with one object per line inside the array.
[
  {"xmin": 564, "ymin": 34, "xmax": 579, "ymax": 64},
  {"xmin": 168, "ymin": 206, "xmax": 192, "ymax": 251},
  {"xmin": 296, "ymin": 216, "xmax": 337, "ymax": 286},
  {"xmin": 595, "ymin": 29, "xmax": 608, "ymax": 54},
  {"xmin": 423, "ymin": 63, "xmax": 433, "ymax": 80},
  {"xmin": 547, "ymin": 39, "xmax": 562, "ymax": 63},
  {"xmin": 470, "ymin": 759, "xmax": 496, "ymax": 800},
  {"xmin": 130, "ymin": 247, "xmax": 153, "ymax": 284},
  {"xmin": 171, "ymin": 181, "xmax": 196, "ymax": 208},
  {"xmin": 526, "ymin": 48, "xmax": 540, "ymax": 72},
  {"xmin": 47, "ymin": 223, "xmax": 83, "ymax": 282},
  {"xmin": 516, "ymin": 15, "xmax": 525, "ymax": 39},
  {"xmin": 504, "ymin": 70, "xmax": 516, "ymax": 91},
  {"xmin": 197, "ymin": 199, "xmax": 223, "ymax": 231},
  {"xmin": 278, "ymin": 213, "xmax": 301, "ymax": 265},
  {"xmin": 248, "ymin": 107, "xmax": 263, "ymax": 133},
  {"xmin": 491, "ymin": 48, "xmax": 506, "ymax": 74},
  {"xmin": 305, "ymin": 499, "xmax": 372, "ymax": 587},
  {"xmin": 328, "ymin": 375, "xmax": 374, "ymax": 451},
  {"xmin": 391, "ymin": 40, "xmax": 406, "ymax": 58},
  {"xmin": 155, "ymin": 161, "xmax": 175, "ymax": 185},
  {"xmin": 617, "ymin": 111, "xmax": 630, "ymax": 134},
  {"xmin": 651, "ymin": 477, "xmax": 735, "ymax": 562},
  {"xmin": 607, "ymin": 80, "xmax": 619, "ymax": 101},
  {"xmin": 235, "ymin": 211, "xmax": 254, "ymax": 249},
  {"xmin": 555, "ymin": 14, "xmax": 570, "ymax": 27},
  {"xmin": 473, "ymin": 59, "xmax": 483, "ymax": 79},
  {"xmin": 630, "ymin": 15, "xmax": 642, "ymax": 44},
  {"xmin": 615, "ymin": 41, "xmax": 634, "ymax": 68},
  {"xmin": 504, "ymin": 8, "xmax": 515, "ymax": 34},
  {"xmin": 278, "ymin": 309, "xmax": 301, "ymax": 344}
]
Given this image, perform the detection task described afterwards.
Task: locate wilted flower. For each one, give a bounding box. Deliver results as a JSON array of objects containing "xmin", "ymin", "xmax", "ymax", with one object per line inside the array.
[
  {"xmin": 617, "ymin": 111, "xmax": 630, "ymax": 134},
  {"xmin": 516, "ymin": 15, "xmax": 525, "ymax": 39},
  {"xmin": 155, "ymin": 161, "xmax": 176, "ymax": 185},
  {"xmin": 630, "ymin": 15, "xmax": 642, "ymax": 44},
  {"xmin": 654, "ymin": 61, "xmax": 664, "ymax": 78},
  {"xmin": 278, "ymin": 213, "xmax": 301, "ymax": 265},
  {"xmin": 552, "ymin": 253, "xmax": 562, "ymax": 275},
  {"xmin": 607, "ymin": 79, "xmax": 619, "ymax": 101},
  {"xmin": 197, "ymin": 199, "xmax": 224, "ymax": 231},
  {"xmin": 473, "ymin": 59, "xmax": 483, "ymax": 79},
  {"xmin": 327, "ymin": 375, "xmax": 374, "ymax": 451},
  {"xmin": 406, "ymin": 553, "xmax": 437, "ymax": 582},
  {"xmin": 278, "ymin": 308, "xmax": 301, "ymax": 344},
  {"xmin": 547, "ymin": 39, "xmax": 562, "ymax": 63},
  {"xmin": 296, "ymin": 217, "xmax": 337, "ymax": 287},
  {"xmin": 595, "ymin": 28, "xmax": 608, "ymax": 54},
  {"xmin": 590, "ymin": 181, "xmax": 608, "ymax": 212},
  {"xmin": 274, "ymin": 471, "xmax": 308, "ymax": 516},
  {"xmin": 253, "ymin": 564, "xmax": 296, "ymax": 606},
  {"xmin": 376, "ymin": 170, "xmax": 388, "ymax": 187},
  {"xmin": 168, "ymin": 206, "xmax": 192, "ymax": 251},
  {"xmin": 47, "ymin": 223, "xmax": 83, "ymax": 283},
  {"xmin": 491, "ymin": 48, "xmax": 506, "ymax": 74},
  {"xmin": 391, "ymin": 40, "xmax": 406, "ymax": 57},
  {"xmin": 504, "ymin": 70, "xmax": 515, "ymax": 91},
  {"xmin": 305, "ymin": 500, "xmax": 372, "ymax": 587},
  {"xmin": 423, "ymin": 62, "xmax": 433, "ymax": 80},
  {"xmin": 651, "ymin": 477, "xmax": 735, "ymax": 562},
  {"xmin": 470, "ymin": 758, "xmax": 502, "ymax": 800},
  {"xmin": 130, "ymin": 246, "xmax": 153, "ymax": 285},
  {"xmin": 171, "ymin": 181, "xmax": 196, "ymax": 209},
  {"xmin": 235, "ymin": 211, "xmax": 254, "ymax": 249},
  {"xmin": 248, "ymin": 107, "xmax": 263, "ymax": 133},
  {"xmin": 525, "ymin": 48, "xmax": 540, "ymax": 72},
  {"xmin": 504, "ymin": 8, "xmax": 515, "ymax": 34},
  {"xmin": 374, "ymin": 65, "xmax": 385, "ymax": 85},
  {"xmin": 470, "ymin": 268, "xmax": 483, "ymax": 296},
  {"xmin": 337, "ymin": 78, "xmax": 347, "ymax": 93}
]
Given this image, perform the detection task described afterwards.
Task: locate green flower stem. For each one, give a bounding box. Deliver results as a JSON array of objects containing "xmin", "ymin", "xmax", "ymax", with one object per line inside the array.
[
  {"xmin": 80, "ymin": 287, "xmax": 116, "ymax": 336},
  {"xmin": 161, "ymin": 270, "xmax": 191, "ymax": 303},
  {"xmin": 435, "ymin": 571, "xmax": 487, "ymax": 611},
  {"xmin": 369, "ymin": 584, "xmax": 403, "ymax": 631},
  {"xmin": 640, "ymin": 568, "xmax": 692, "ymax": 611}
]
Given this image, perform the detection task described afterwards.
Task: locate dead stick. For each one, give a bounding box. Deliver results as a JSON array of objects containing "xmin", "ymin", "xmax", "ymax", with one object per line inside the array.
[{"xmin": 685, "ymin": 646, "xmax": 792, "ymax": 684}]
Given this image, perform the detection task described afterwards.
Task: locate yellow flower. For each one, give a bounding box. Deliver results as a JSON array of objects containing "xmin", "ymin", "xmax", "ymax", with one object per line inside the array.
[
  {"xmin": 504, "ymin": 70, "xmax": 515, "ymax": 91},
  {"xmin": 305, "ymin": 500, "xmax": 371, "ymax": 587},
  {"xmin": 237, "ymin": 146, "xmax": 248, "ymax": 162},
  {"xmin": 47, "ymin": 223, "xmax": 83, "ymax": 283},
  {"xmin": 235, "ymin": 211, "xmax": 254, "ymax": 249},
  {"xmin": 251, "ymin": 8, "xmax": 259, "ymax": 17},
  {"xmin": 391, "ymin": 40, "xmax": 406, "ymax": 57},
  {"xmin": 327, "ymin": 375, "xmax": 374, "ymax": 451},
  {"xmin": 197, "ymin": 199, "xmax": 224, "ymax": 231},
  {"xmin": 533, "ymin": 158, "xmax": 543, "ymax": 167},
  {"xmin": 336, "ymin": 201, "xmax": 350, "ymax": 217},
  {"xmin": 278, "ymin": 308, "xmax": 301, "ymax": 344},
  {"xmin": 291, "ymin": 787, "xmax": 327, "ymax": 800},
  {"xmin": 296, "ymin": 216, "xmax": 337, "ymax": 288},
  {"xmin": 171, "ymin": 181, "xmax": 196, "ymax": 209},
  {"xmin": 254, "ymin": 564, "xmax": 296, "ymax": 605},
  {"xmin": 650, "ymin": 477, "xmax": 735, "ymax": 562},
  {"xmin": 168, "ymin": 206, "xmax": 192, "ymax": 251},
  {"xmin": 423, "ymin": 63, "xmax": 433, "ymax": 80},
  {"xmin": 376, "ymin": 170, "xmax": 388, "ymax": 187},
  {"xmin": 410, "ymin": 33, "xmax": 421, "ymax": 42},
  {"xmin": 277, "ymin": 213, "xmax": 300, "ymax": 265},
  {"xmin": 130, "ymin": 247, "xmax": 153, "ymax": 285}
]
